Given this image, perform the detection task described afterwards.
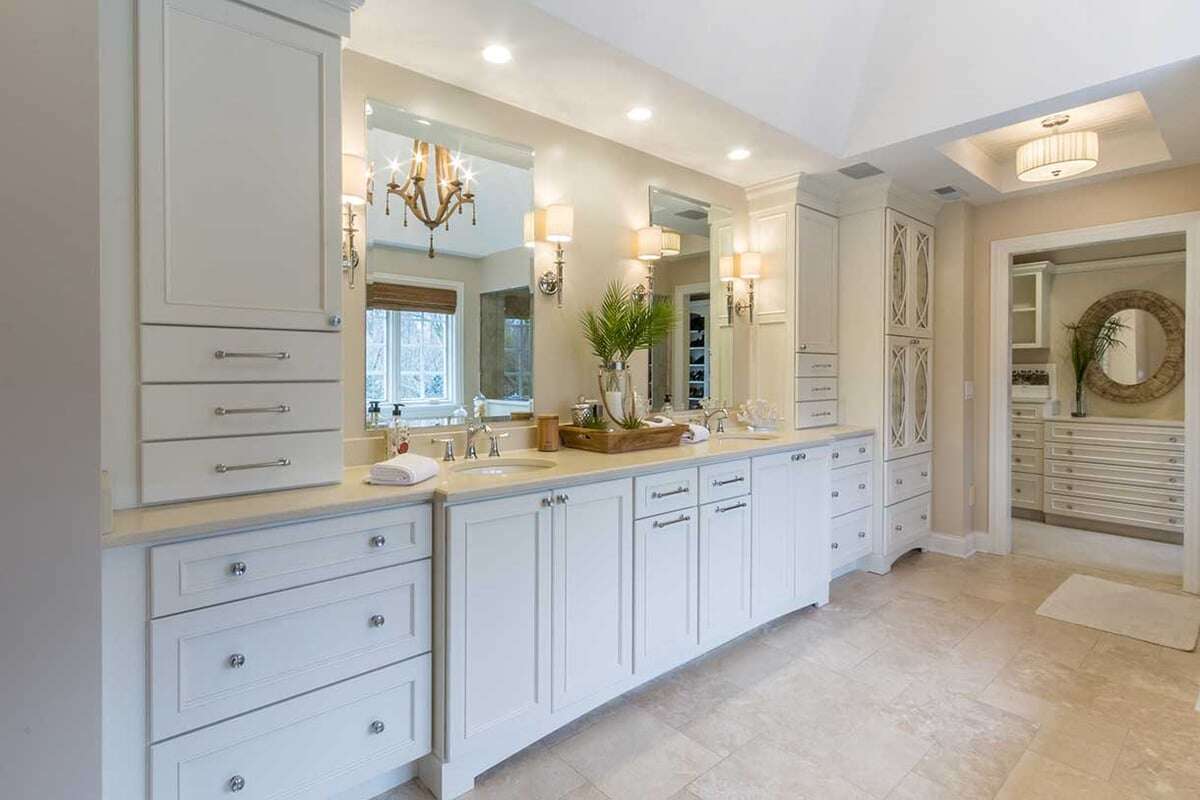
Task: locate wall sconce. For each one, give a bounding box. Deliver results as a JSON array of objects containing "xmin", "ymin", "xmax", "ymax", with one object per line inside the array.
[
  {"xmin": 535, "ymin": 204, "xmax": 574, "ymax": 306},
  {"xmin": 734, "ymin": 251, "xmax": 761, "ymax": 323},
  {"xmin": 632, "ymin": 225, "xmax": 663, "ymax": 302},
  {"xmin": 341, "ymin": 153, "xmax": 368, "ymax": 288},
  {"xmin": 660, "ymin": 229, "xmax": 681, "ymax": 257}
]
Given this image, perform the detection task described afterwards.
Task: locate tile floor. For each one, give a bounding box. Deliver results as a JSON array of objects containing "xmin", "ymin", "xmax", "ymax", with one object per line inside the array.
[{"xmin": 376, "ymin": 551, "xmax": 1200, "ymax": 800}]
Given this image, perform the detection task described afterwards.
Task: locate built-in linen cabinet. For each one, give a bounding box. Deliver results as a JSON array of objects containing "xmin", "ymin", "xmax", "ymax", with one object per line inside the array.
[
  {"xmin": 795, "ymin": 206, "xmax": 840, "ymax": 354},
  {"xmin": 884, "ymin": 336, "xmax": 933, "ymax": 460},
  {"xmin": 829, "ymin": 434, "xmax": 876, "ymax": 573},
  {"xmin": 884, "ymin": 212, "xmax": 934, "ymax": 339}
]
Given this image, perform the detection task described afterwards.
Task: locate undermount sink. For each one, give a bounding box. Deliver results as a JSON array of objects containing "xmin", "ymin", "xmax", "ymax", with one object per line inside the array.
[
  {"xmin": 716, "ymin": 431, "xmax": 780, "ymax": 441},
  {"xmin": 451, "ymin": 457, "xmax": 556, "ymax": 476}
]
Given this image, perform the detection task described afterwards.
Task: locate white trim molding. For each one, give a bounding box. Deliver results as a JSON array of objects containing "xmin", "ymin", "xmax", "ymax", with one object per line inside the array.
[
  {"xmin": 923, "ymin": 532, "xmax": 978, "ymax": 559},
  {"xmin": 988, "ymin": 211, "xmax": 1200, "ymax": 594}
]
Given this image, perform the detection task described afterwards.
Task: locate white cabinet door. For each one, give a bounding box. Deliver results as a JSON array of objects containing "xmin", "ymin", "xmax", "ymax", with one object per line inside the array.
[
  {"xmin": 791, "ymin": 447, "xmax": 832, "ymax": 608},
  {"xmin": 884, "ymin": 336, "xmax": 933, "ymax": 460},
  {"xmin": 634, "ymin": 509, "xmax": 699, "ymax": 677},
  {"xmin": 795, "ymin": 206, "xmax": 839, "ymax": 355},
  {"xmin": 909, "ymin": 220, "xmax": 934, "ymax": 338},
  {"xmin": 446, "ymin": 492, "xmax": 552, "ymax": 758},
  {"xmin": 551, "ymin": 479, "xmax": 633, "ymax": 712},
  {"xmin": 698, "ymin": 498, "xmax": 752, "ymax": 646},
  {"xmin": 884, "ymin": 210, "xmax": 934, "ymax": 339},
  {"xmin": 138, "ymin": 0, "xmax": 341, "ymax": 331},
  {"xmin": 751, "ymin": 452, "xmax": 797, "ymax": 621},
  {"xmin": 909, "ymin": 337, "xmax": 933, "ymax": 456}
]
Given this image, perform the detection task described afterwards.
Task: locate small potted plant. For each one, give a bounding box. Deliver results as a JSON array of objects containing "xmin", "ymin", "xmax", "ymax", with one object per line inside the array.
[
  {"xmin": 580, "ymin": 281, "xmax": 677, "ymax": 428},
  {"xmin": 1063, "ymin": 315, "xmax": 1126, "ymax": 417}
]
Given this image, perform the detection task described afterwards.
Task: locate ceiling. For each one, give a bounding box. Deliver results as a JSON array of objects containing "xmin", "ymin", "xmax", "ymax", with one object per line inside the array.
[{"xmin": 349, "ymin": 0, "xmax": 1200, "ymax": 201}]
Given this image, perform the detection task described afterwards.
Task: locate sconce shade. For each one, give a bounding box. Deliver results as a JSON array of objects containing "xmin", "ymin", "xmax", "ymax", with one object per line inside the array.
[
  {"xmin": 660, "ymin": 229, "xmax": 681, "ymax": 256},
  {"xmin": 738, "ymin": 251, "xmax": 762, "ymax": 280},
  {"xmin": 637, "ymin": 226, "xmax": 663, "ymax": 261},
  {"xmin": 545, "ymin": 204, "xmax": 574, "ymax": 243},
  {"xmin": 341, "ymin": 153, "xmax": 368, "ymax": 206},
  {"xmin": 719, "ymin": 255, "xmax": 736, "ymax": 282},
  {"xmin": 523, "ymin": 209, "xmax": 546, "ymax": 248}
]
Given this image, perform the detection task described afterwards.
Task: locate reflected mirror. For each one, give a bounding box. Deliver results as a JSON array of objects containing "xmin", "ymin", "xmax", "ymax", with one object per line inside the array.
[
  {"xmin": 363, "ymin": 101, "xmax": 534, "ymax": 428},
  {"xmin": 1100, "ymin": 309, "xmax": 1168, "ymax": 385},
  {"xmin": 646, "ymin": 187, "xmax": 732, "ymax": 411}
]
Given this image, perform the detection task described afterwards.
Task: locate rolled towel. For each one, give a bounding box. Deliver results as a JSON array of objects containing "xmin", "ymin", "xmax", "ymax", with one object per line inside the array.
[
  {"xmin": 681, "ymin": 423, "xmax": 710, "ymax": 444},
  {"xmin": 641, "ymin": 414, "xmax": 675, "ymax": 428},
  {"xmin": 369, "ymin": 453, "xmax": 440, "ymax": 485}
]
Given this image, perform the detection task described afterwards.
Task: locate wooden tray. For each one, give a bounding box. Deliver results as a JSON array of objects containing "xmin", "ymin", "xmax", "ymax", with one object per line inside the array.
[{"xmin": 559, "ymin": 424, "xmax": 690, "ymax": 454}]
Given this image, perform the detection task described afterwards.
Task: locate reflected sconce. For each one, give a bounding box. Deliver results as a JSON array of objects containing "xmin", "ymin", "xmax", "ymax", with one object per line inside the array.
[
  {"xmin": 341, "ymin": 153, "xmax": 368, "ymax": 288},
  {"xmin": 523, "ymin": 209, "xmax": 545, "ymax": 248},
  {"xmin": 535, "ymin": 204, "xmax": 574, "ymax": 306},
  {"xmin": 633, "ymin": 225, "xmax": 663, "ymax": 303},
  {"xmin": 734, "ymin": 251, "xmax": 761, "ymax": 323},
  {"xmin": 719, "ymin": 254, "xmax": 736, "ymax": 320},
  {"xmin": 660, "ymin": 229, "xmax": 681, "ymax": 257}
]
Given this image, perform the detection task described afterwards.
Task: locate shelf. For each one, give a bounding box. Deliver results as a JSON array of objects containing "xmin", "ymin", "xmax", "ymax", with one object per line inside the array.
[{"xmin": 1011, "ymin": 305, "xmax": 1036, "ymax": 313}]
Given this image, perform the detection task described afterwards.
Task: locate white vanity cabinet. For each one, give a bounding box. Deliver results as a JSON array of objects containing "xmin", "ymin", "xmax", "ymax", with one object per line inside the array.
[
  {"xmin": 698, "ymin": 496, "xmax": 753, "ymax": 645},
  {"xmin": 635, "ymin": 508, "xmax": 700, "ymax": 676}
]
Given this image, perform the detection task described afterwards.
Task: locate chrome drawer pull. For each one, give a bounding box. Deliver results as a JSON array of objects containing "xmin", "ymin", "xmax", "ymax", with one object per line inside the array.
[
  {"xmin": 229, "ymin": 561, "xmax": 247, "ymax": 577},
  {"xmin": 832, "ymin": 452, "xmax": 840, "ymax": 459},
  {"xmin": 858, "ymin": 531, "xmax": 867, "ymax": 538},
  {"xmin": 791, "ymin": 452, "xmax": 807, "ymax": 462},
  {"xmin": 814, "ymin": 363, "xmax": 833, "ymax": 368},
  {"xmin": 920, "ymin": 514, "xmax": 928, "ymax": 521},
  {"xmin": 651, "ymin": 486, "xmax": 690, "ymax": 499},
  {"xmin": 858, "ymin": 447, "xmax": 866, "ymax": 454},
  {"xmin": 228, "ymin": 653, "xmax": 246, "ymax": 669},
  {"xmin": 895, "ymin": 478, "xmax": 904, "ymax": 485},
  {"xmin": 556, "ymin": 493, "xmax": 570, "ymax": 504},
  {"xmin": 369, "ymin": 535, "xmax": 387, "ymax": 548},
  {"xmin": 229, "ymin": 775, "xmax": 246, "ymax": 792},
  {"xmin": 214, "ymin": 404, "xmax": 291, "ymax": 416},
  {"xmin": 858, "ymin": 483, "xmax": 867, "ymax": 490},
  {"xmin": 920, "ymin": 471, "xmax": 929, "ymax": 478},
  {"xmin": 831, "ymin": 490, "xmax": 840, "ymax": 498},
  {"xmin": 831, "ymin": 542, "xmax": 839, "ymax": 550},
  {"xmin": 894, "ymin": 524, "xmax": 903, "ymax": 532},
  {"xmin": 1169, "ymin": 477, "xmax": 1179, "ymax": 483},
  {"xmin": 214, "ymin": 350, "xmax": 291, "ymax": 360},
  {"xmin": 215, "ymin": 458, "xmax": 291, "ymax": 474},
  {"xmin": 653, "ymin": 514, "xmax": 692, "ymax": 528},
  {"xmin": 813, "ymin": 412, "xmax": 833, "ymax": 417},
  {"xmin": 370, "ymin": 614, "xmax": 386, "ymax": 628},
  {"xmin": 798, "ymin": 344, "xmax": 808, "ymax": 351},
  {"xmin": 541, "ymin": 496, "xmax": 554, "ymax": 507},
  {"xmin": 370, "ymin": 720, "xmax": 386, "ymax": 735},
  {"xmin": 711, "ymin": 476, "xmax": 745, "ymax": 487},
  {"xmin": 715, "ymin": 501, "xmax": 747, "ymax": 514}
]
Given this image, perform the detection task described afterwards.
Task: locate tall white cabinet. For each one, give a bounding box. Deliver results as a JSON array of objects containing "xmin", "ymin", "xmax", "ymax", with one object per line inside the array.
[{"xmin": 839, "ymin": 187, "xmax": 938, "ymax": 573}]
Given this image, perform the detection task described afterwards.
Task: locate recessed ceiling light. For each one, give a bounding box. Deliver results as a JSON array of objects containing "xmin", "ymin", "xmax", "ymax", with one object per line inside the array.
[
  {"xmin": 416, "ymin": 118, "xmax": 431, "ymax": 126},
  {"xmin": 626, "ymin": 106, "xmax": 653, "ymax": 122},
  {"xmin": 482, "ymin": 44, "xmax": 513, "ymax": 64},
  {"xmin": 726, "ymin": 147, "xmax": 751, "ymax": 161}
]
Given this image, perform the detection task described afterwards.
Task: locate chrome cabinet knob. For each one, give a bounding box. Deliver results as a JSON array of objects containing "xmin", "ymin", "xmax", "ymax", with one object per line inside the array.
[
  {"xmin": 920, "ymin": 471, "xmax": 928, "ymax": 478},
  {"xmin": 831, "ymin": 490, "xmax": 840, "ymax": 498},
  {"xmin": 832, "ymin": 452, "xmax": 840, "ymax": 459},
  {"xmin": 791, "ymin": 452, "xmax": 807, "ymax": 461},
  {"xmin": 799, "ymin": 344, "xmax": 808, "ymax": 351},
  {"xmin": 229, "ymin": 561, "xmax": 247, "ymax": 577},
  {"xmin": 831, "ymin": 542, "xmax": 839, "ymax": 549},
  {"xmin": 920, "ymin": 514, "xmax": 928, "ymax": 521},
  {"xmin": 369, "ymin": 535, "xmax": 387, "ymax": 548},
  {"xmin": 895, "ymin": 478, "xmax": 903, "ymax": 485},
  {"xmin": 328, "ymin": 314, "xmax": 343, "ymax": 327},
  {"xmin": 858, "ymin": 483, "xmax": 867, "ymax": 490},
  {"xmin": 370, "ymin": 720, "xmax": 386, "ymax": 734},
  {"xmin": 895, "ymin": 524, "xmax": 903, "ymax": 532},
  {"xmin": 858, "ymin": 447, "xmax": 866, "ymax": 454},
  {"xmin": 858, "ymin": 531, "xmax": 867, "ymax": 538},
  {"xmin": 228, "ymin": 653, "xmax": 246, "ymax": 669},
  {"xmin": 229, "ymin": 775, "xmax": 246, "ymax": 792},
  {"xmin": 370, "ymin": 614, "xmax": 386, "ymax": 628}
]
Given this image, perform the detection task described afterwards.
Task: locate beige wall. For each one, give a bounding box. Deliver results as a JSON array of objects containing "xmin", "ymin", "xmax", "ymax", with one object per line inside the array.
[
  {"xmin": 970, "ymin": 163, "xmax": 1200, "ymax": 531},
  {"xmin": 342, "ymin": 52, "xmax": 748, "ymax": 457}
]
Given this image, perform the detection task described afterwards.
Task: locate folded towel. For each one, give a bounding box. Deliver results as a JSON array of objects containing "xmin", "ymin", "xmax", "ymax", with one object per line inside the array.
[
  {"xmin": 368, "ymin": 453, "xmax": 440, "ymax": 485},
  {"xmin": 681, "ymin": 423, "xmax": 710, "ymax": 444},
  {"xmin": 641, "ymin": 415, "xmax": 676, "ymax": 428}
]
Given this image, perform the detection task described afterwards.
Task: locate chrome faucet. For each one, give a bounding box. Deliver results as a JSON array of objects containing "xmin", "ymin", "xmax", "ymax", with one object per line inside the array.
[
  {"xmin": 464, "ymin": 419, "xmax": 492, "ymax": 460},
  {"xmin": 701, "ymin": 406, "xmax": 728, "ymax": 433},
  {"xmin": 488, "ymin": 431, "xmax": 510, "ymax": 458}
]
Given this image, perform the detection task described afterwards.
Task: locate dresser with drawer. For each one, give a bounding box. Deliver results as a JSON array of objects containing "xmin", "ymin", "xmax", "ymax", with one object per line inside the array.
[
  {"xmin": 1042, "ymin": 416, "xmax": 1185, "ymax": 537},
  {"xmin": 1009, "ymin": 400, "xmax": 1058, "ymax": 514},
  {"xmin": 828, "ymin": 434, "xmax": 876, "ymax": 573}
]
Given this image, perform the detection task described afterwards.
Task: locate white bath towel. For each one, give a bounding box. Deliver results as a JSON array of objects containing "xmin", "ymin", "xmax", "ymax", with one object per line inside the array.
[
  {"xmin": 681, "ymin": 423, "xmax": 710, "ymax": 444},
  {"xmin": 368, "ymin": 453, "xmax": 440, "ymax": 485},
  {"xmin": 641, "ymin": 415, "xmax": 676, "ymax": 428}
]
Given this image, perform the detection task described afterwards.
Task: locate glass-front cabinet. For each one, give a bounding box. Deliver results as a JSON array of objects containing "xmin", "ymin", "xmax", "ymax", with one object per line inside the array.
[
  {"xmin": 884, "ymin": 335, "xmax": 933, "ymax": 460},
  {"xmin": 885, "ymin": 209, "xmax": 934, "ymax": 339}
]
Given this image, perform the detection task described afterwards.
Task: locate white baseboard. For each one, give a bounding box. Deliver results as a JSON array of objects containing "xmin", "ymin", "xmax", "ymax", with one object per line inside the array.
[{"xmin": 923, "ymin": 531, "xmax": 978, "ymax": 559}]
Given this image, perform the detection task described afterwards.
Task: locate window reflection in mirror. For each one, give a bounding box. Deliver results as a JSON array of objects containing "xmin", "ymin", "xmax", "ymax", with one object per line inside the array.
[{"xmin": 364, "ymin": 101, "xmax": 534, "ymax": 428}]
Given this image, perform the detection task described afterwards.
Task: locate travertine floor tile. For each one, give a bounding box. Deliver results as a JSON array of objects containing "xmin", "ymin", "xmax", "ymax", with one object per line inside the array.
[
  {"xmin": 995, "ymin": 751, "xmax": 1131, "ymax": 799},
  {"xmin": 689, "ymin": 737, "xmax": 869, "ymax": 800},
  {"xmin": 883, "ymin": 772, "xmax": 960, "ymax": 799},
  {"xmin": 560, "ymin": 786, "xmax": 610, "ymax": 800},
  {"xmin": 1027, "ymin": 708, "xmax": 1128, "ymax": 779},
  {"xmin": 376, "ymin": 779, "xmax": 436, "ymax": 799},
  {"xmin": 631, "ymin": 661, "xmax": 743, "ymax": 729},
  {"xmin": 689, "ymin": 635, "xmax": 794, "ymax": 690},
  {"xmin": 462, "ymin": 744, "xmax": 586, "ymax": 800}
]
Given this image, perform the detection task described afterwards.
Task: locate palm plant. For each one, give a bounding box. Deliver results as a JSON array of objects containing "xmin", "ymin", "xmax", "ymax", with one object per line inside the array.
[{"xmin": 1063, "ymin": 315, "xmax": 1126, "ymax": 416}]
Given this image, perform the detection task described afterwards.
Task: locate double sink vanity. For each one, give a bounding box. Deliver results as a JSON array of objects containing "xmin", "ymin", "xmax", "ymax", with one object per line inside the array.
[{"xmin": 103, "ymin": 426, "xmax": 889, "ymax": 800}]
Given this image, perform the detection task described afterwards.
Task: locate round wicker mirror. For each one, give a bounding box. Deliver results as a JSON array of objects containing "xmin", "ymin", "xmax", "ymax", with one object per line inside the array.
[{"xmin": 1081, "ymin": 289, "xmax": 1184, "ymax": 403}]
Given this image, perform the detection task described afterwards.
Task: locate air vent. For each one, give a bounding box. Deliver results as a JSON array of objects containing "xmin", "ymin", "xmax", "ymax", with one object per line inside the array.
[
  {"xmin": 675, "ymin": 209, "xmax": 708, "ymax": 220},
  {"xmin": 932, "ymin": 185, "xmax": 965, "ymax": 200},
  {"xmin": 838, "ymin": 162, "xmax": 884, "ymax": 179}
]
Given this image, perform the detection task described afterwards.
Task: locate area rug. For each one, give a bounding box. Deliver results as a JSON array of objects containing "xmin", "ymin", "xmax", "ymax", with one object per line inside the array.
[{"xmin": 1036, "ymin": 573, "xmax": 1200, "ymax": 651}]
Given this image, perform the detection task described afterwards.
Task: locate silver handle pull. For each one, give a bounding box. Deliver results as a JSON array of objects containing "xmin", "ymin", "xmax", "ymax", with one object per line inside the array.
[
  {"xmin": 815, "ymin": 363, "xmax": 833, "ymax": 368},
  {"xmin": 651, "ymin": 486, "xmax": 690, "ymax": 499},
  {"xmin": 541, "ymin": 496, "xmax": 554, "ymax": 508},
  {"xmin": 228, "ymin": 653, "xmax": 246, "ymax": 669},
  {"xmin": 791, "ymin": 452, "xmax": 807, "ymax": 461},
  {"xmin": 831, "ymin": 542, "xmax": 839, "ymax": 549},
  {"xmin": 215, "ymin": 404, "xmax": 291, "ymax": 416},
  {"xmin": 712, "ymin": 476, "xmax": 745, "ymax": 487},
  {"xmin": 653, "ymin": 514, "xmax": 691, "ymax": 528},
  {"xmin": 369, "ymin": 535, "xmax": 387, "ymax": 548},
  {"xmin": 920, "ymin": 514, "xmax": 928, "ymax": 521},
  {"xmin": 229, "ymin": 775, "xmax": 246, "ymax": 792},
  {"xmin": 556, "ymin": 493, "xmax": 570, "ymax": 504},
  {"xmin": 214, "ymin": 350, "xmax": 290, "ymax": 360},
  {"xmin": 370, "ymin": 614, "xmax": 386, "ymax": 628},
  {"xmin": 1169, "ymin": 477, "xmax": 1178, "ymax": 483},
  {"xmin": 858, "ymin": 531, "xmax": 867, "ymax": 538},
  {"xmin": 370, "ymin": 720, "xmax": 386, "ymax": 735},
  {"xmin": 831, "ymin": 490, "xmax": 840, "ymax": 498},
  {"xmin": 832, "ymin": 452, "xmax": 840, "ymax": 459},
  {"xmin": 920, "ymin": 471, "xmax": 928, "ymax": 478},
  {"xmin": 215, "ymin": 458, "xmax": 290, "ymax": 474},
  {"xmin": 229, "ymin": 561, "xmax": 247, "ymax": 577},
  {"xmin": 715, "ymin": 501, "xmax": 747, "ymax": 514},
  {"xmin": 813, "ymin": 386, "xmax": 831, "ymax": 392},
  {"xmin": 813, "ymin": 412, "xmax": 832, "ymax": 417},
  {"xmin": 895, "ymin": 478, "xmax": 903, "ymax": 485}
]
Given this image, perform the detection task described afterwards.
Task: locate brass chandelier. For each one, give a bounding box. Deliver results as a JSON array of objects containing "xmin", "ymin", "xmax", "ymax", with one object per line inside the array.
[{"xmin": 381, "ymin": 140, "xmax": 477, "ymax": 257}]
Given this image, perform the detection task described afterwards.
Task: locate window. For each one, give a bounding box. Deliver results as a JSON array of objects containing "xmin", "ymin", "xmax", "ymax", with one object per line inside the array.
[{"xmin": 365, "ymin": 307, "xmax": 459, "ymax": 410}]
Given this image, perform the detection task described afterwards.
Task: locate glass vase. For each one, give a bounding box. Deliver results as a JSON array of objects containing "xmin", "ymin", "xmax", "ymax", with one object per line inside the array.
[
  {"xmin": 598, "ymin": 362, "xmax": 633, "ymax": 427},
  {"xmin": 1072, "ymin": 381, "xmax": 1087, "ymax": 417}
]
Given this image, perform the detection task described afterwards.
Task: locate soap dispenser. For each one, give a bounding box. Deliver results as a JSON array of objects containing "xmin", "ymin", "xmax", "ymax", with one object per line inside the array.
[
  {"xmin": 367, "ymin": 400, "xmax": 381, "ymax": 428},
  {"xmin": 386, "ymin": 403, "xmax": 409, "ymax": 456}
]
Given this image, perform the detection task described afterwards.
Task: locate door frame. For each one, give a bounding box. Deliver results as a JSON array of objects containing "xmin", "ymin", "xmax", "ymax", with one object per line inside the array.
[
  {"xmin": 987, "ymin": 211, "xmax": 1200, "ymax": 592},
  {"xmin": 673, "ymin": 281, "xmax": 710, "ymax": 409}
]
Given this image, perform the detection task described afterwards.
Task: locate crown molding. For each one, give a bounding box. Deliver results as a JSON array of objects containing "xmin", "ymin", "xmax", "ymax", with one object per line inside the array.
[
  {"xmin": 837, "ymin": 176, "xmax": 942, "ymax": 224},
  {"xmin": 744, "ymin": 172, "xmax": 840, "ymax": 216},
  {"xmin": 244, "ymin": 0, "xmax": 360, "ymax": 36},
  {"xmin": 1045, "ymin": 250, "xmax": 1185, "ymax": 276}
]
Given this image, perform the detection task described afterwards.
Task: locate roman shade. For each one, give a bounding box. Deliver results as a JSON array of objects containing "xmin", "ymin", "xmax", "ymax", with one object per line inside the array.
[{"xmin": 367, "ymin": 281, "xmax": 458, "ymax": 315}]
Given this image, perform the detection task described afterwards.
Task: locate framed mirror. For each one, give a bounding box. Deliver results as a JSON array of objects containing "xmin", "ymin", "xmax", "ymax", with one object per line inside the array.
[
  {"xmin": 363, "ymin": 100, "xmax": 535, "ymax": 428},
  {"xmin": 645, "ymin": 186, "xmax": 733, "ymax": 412},
  {"xmin": 1082, "ymin": 289, "xmax": 1185, "ymax": 403}
]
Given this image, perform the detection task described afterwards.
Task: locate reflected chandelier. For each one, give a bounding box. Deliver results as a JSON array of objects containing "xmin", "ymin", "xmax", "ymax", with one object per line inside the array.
[{"xmin": 381, "ymin": 140, "xmax": 477, "ymax": 257}]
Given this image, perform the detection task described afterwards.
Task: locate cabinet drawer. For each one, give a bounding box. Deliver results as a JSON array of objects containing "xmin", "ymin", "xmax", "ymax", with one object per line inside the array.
[
  {"xmin": 1045, "ymin": 494, "xmax": 1183, "ymax": 533},
  {"xmin": 141, "ymin": 324, "xmax": 341, "ymax": 383},
  {"xmin": 141, "ymin": 382, "xmax": 342, "ymax": 441},
  {"xmin": 1045, "ymin": 477, "xmax": 1183, "ymax": 510},
  {"xmin": 635, "ymin": 467, "xmax": 699, "ymax": 518},
  {"xmin": 1044, "ymin": 443, "xmax": 1183, "ymax": 471},
  {"xmin": 795, "ymin": 400, "xmax": 838, "ymax": 429},
  {"xmin": 830, "ymin": 462, "xmax": 872, "ymax": 516},
  {"xmin": 1044, "ymin": 459, "xmax": 1184, "ymax": 491},
  {"xmin": 795, "ymin": 353, "xmax": 838, "ymax": 378},
  {"xmin": 885, "ymin": 453, "xmax": 932, "ymax": 505},
  {"xmin": 1011, "ymin": 446, "xmax": 1043, "ymax": 475},
  {"xmin": 699, "ymin": 459, "xmax": 751, "ymax": 505},
  {"xmin": 795, "ymin": 377, "xmax": 838, "ymax": 402},
  {"xmin": 1011, "ymin": 474, "xmax": 1043, "ymax": 510},
  {"xmin": 1046, "ymin": 421, "xmax": 1184, "ymax": 450},
  {"xmin": 150, "ymin": 504, "xmax": 432, "ymax": 616},
  {"xmin": 831, "ymin": 435, "xmax": 873, "ymax": 468},
  {"xmin": 830, "ymin": 507, "xmax": 871, "ymax": 570},
  {"xmin": 141, "ymin": 430, "xmax": 343, "ymax": 504},
  {"xmin": 150, "ymin": 654, "xmax": 431, "ymax": 800},
  {"xmin": 1011, "ymin": 402, "xmax": 1049, "ymax": 420},
  {"xmin": 884, "ymin": 492, "xmax": 930, "ymax": 552},
  {"xmin": 151, "ymin": 561, "xmax": 430, "ymax": 740},
  {"xmin": 1010, "ymin": 421, "xmax": 1043, "ymax": 448}
]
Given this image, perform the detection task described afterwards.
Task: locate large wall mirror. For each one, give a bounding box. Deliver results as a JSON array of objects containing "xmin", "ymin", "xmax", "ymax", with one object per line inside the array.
[
  {"xmin": 363, "ymin": 100, "xmax": 535, "ymax": 428},
  {"xmin": 646, "ymin": 187, "xmax": 733, "ymax": 411},
  {"xmin": 1083, "ymin": 289, "xmax": 1185, "ymax": 403}
]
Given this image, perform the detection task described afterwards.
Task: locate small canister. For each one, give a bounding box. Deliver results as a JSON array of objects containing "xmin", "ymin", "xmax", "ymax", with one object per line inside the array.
[{"xmin": 536, "ymin": 414, "xmax": 560, "ymax": 452}]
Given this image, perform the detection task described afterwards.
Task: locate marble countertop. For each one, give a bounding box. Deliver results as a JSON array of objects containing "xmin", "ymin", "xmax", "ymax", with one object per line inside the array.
[{"xmin": 106, "ymin": 425, "xmax": 873, "ymax": 549}]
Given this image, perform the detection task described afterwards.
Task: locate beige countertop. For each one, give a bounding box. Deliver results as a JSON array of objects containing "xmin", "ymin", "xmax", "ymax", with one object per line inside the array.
[{"xmin": 106, "ymin": 425, "xmax": 873, "ymax": 549}]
